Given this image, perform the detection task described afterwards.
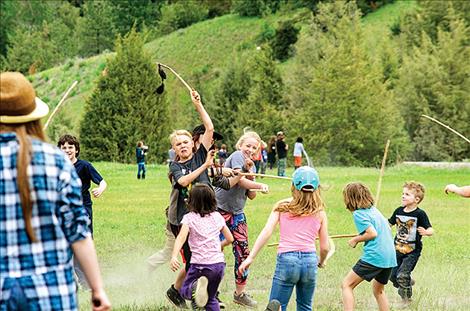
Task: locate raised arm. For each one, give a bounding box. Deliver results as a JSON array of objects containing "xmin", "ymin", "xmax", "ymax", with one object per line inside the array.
[{"xmin": 191, "ymin": 90, "xmax": 213, "ymax": 150}]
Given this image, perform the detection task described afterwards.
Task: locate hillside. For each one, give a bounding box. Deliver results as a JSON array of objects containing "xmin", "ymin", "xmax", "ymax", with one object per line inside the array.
[{"xmin": 31, "ymin": 1, "xmax": 417, "ymax": 141}]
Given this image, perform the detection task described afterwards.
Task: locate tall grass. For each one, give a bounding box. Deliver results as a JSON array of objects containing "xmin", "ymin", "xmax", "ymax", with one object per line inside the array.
[{"xmin": 78, "ymin": 163, "xmax": 470, "ymax": 310}]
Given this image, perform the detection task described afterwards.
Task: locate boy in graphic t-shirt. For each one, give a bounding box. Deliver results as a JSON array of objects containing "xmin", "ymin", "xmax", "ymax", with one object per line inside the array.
[{"xmin": 388, "ymin": 181, "xmax": 433, "ymax": 302}]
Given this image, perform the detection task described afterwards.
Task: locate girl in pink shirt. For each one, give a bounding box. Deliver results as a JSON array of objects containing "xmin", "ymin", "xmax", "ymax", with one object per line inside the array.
[
  {"xmin": 239, "ymin": 167, "xmax": 329, "ymax": 311},
  {"xmin": 170, "ymin": 184, "xmax": 233, "ymax": 310}
]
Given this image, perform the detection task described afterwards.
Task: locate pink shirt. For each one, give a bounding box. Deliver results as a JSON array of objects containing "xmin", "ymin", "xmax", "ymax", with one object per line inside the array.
[
  {"xmin": 277, "ymin": 212, "xmax": 321, "ymax": 254},
  {"xmin": 181, "ymin": 211, "xmax": 226, "ymax": 264}
]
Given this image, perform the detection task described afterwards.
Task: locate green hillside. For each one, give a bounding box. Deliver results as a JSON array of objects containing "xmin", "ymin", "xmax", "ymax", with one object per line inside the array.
[{"xmin": 32, "ymin": 1, "xmax": 417, "ymax": 142}]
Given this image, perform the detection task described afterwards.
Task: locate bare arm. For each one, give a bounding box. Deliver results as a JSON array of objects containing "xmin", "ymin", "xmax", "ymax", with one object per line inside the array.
[
  {"xmin": 91, "ymin": 180, "xmax": 107, "ymax": 198},
  {"xmin": 170, "ymin": 224, "xmax": 190, "ymax": 271},
  {"xmin": 71, "ymin": 237, "xmax": 111, "ymax": 311},
  {"xmin": 348, "ymin": 226, "xmax": 377, "ymax": 248},
  {"xmin": 191, "ymin": 90, "xmax": 213, "ymax": 150},
  {"xmin": 445, "ymin": 184, "xmax": 470, "ymax": 198},
  {"xmin": 220, "ymin": 225, "xmax": 234, "ymax": 249},
  {"xmin": 176, "ymin": 150, "xmax": 214, "ymax": 187},
  {"xmin": 317, "ymin": 211, "xmax": 329, "ymax": 267},
  {"xmin": 417, "ymin": 226, "xmax": 434, "ymax": 236},
  {"xmin": 238, "ymin": 211, "xmax": 280, "ymax": 274}
]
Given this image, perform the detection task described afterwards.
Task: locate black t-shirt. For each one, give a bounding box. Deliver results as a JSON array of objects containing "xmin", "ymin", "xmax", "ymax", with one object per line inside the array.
[
  {"xmin": 388, "ymin": 206, "xmax": 432, "ymax": 254},
  {"xmin": 168, "ymin": 146, "xmax": 210, "ymax": 225},
  {"xmin": 74, "ymin": 159, "xmax": 103, "ymax": 207},
  {"xmin": 276, "ymin": 140, "xmax": 287, "ymax": 159}
]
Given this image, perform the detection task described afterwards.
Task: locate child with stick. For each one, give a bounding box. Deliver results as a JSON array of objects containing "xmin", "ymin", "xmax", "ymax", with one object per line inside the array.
[
  {"xmin": 239, "ymin": 167, "xmax": 329, "ymax": 311},
  {"xmin": 215, "ymin": 131, "xmax": 269, "ymax": 308},
  {"xmin": 341, "ymin": 182, "xmax": 396, "ymax": 311},
  {"xmin": 171, "ymin": 184, "xmax": 234, "ymax": 310},
  {"xmin": 388, "ymin": 182, "xmax": 433, "ymax": 303}
]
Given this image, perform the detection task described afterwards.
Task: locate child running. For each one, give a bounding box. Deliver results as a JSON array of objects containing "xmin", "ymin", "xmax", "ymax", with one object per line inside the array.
[
  {"xmin": 341, "ymin": 182, "xmax": 396, "ymax": 311},
  {"xmin": 170, "ymin": 184, "xmax": 234, "ymax": 310},
  {"xmin": 239, "ymin": 166, "xmax": 329, "ymax": 311},
  {"xmin": 388, "ymin": 182, "xmax": 433, "ymax": 303},
  {"xmin": 215, "ymin": 131, "xmax": 269, "ymax": 308}
]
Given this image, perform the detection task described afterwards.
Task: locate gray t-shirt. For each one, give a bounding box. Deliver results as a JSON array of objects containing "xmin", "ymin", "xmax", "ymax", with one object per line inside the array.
[
  {"xmin": 168, "ymin": 146, "xmax": 210, "ymax": 225},
  {"xmin": 215, "ymin": 150, "xmax": 254, "ymax": 215}
]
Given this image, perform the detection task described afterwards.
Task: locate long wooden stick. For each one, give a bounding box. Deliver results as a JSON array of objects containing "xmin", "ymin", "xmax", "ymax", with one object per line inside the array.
[
  {"xmin": 43, "ymin": 81, "xmax": 78, "ymax": 130},
  {"xmin": 158, "ymin": 63, "xmax": 193, "ymax": 92},
  {"xmin": 240, "ymin": 172, "xmax": 291, "ymax": 181},
  {"xmin": 375, "ymin": 139, "xmax": 390, "ymax": 207},
  {"xmin": 267, "ymin": 233, "xmax": 356, "ymax": 247},
  {"xmin": 421, "ymin": 114, "xmax": 470, "ymax": 144}
]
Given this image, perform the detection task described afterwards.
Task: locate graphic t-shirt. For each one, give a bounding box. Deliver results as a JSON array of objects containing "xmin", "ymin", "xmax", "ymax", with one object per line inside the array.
[
  {"xmin": 353, "ymin": 206, "xmax": 397, "ymax": 268},
  {"xmin": 388, "ymin": 206, "xmax": 432, "ymax": 254},
  {"xmin": 181, "ymin": 211, "xmax": 226, "ymax": 264},
  {"xmin": 168, "ymin": 147, "xmax": 210, "ymax": 225},
  {"xmin": 74, "ymin": 159, "xmax": 103, "ymax": 207}
]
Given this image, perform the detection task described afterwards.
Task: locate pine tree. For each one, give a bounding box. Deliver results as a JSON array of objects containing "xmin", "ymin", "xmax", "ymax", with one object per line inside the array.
[
  {"xmin": 80, "ymin": 28, "xmax": 170, "ymax": 163},
  {"xmin": 396, "ymin": 8, "xmax": 470, "ymax": 161},
  {"xmin": 293, "ymin": 1, "xmax": 409, "ymax": 166},
  {"xmin": 78, "ymin": 1, "xmax": 117, "ymax": 57}
]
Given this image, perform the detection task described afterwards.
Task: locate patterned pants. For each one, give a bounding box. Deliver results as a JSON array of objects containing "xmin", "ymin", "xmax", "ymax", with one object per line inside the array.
[{"xmin": 218, "ymin": 210, "xmax": 250, "ymax": 285}]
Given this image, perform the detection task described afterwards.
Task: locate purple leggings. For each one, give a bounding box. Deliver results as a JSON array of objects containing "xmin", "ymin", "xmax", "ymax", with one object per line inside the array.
[{"xmin": 180, "ymin": 262, "xmax": 226, "ymax": 311}]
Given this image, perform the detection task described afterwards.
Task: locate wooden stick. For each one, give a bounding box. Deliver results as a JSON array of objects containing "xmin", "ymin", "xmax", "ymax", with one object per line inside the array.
[
  {"xmin": 248, "ymin": 189, "xmax": 269, "ymax": 193},
  {"xmin": 158, "ymin": 63, "xmax": 193, "ymax": 92},
  {"xmin": 375, "ymin": 139, "xmax": 390, "ymax": 207},
  {"xmin": 240, "ymin": 172, "xmax": 291, "ymax": 181},
  {"xmin": 267, "ymin": 233, "xmax": 356, "ymax": 247},
  {"xmin": 421, "ymin": 114, "xmax": 470, "ymax": 144},
  {"xmin": 43, "ymin": 81, "xmax": 78, "ymax": 130}
]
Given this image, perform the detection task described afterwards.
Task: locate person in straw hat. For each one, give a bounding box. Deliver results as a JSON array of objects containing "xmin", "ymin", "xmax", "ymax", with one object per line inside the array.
[{"xmin": 0, "ymin": 72, "xmax": 110, "ymax": 310}]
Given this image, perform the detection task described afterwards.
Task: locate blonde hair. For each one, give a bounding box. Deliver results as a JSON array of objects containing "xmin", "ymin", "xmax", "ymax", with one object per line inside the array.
[
  {"xmin": 0, "ymin": 121, "xmax": 46, "ymax": 242},
  {"xmin": 404, "ymin": 181, "xmax": 425, "ymax": 204},
  {"xmin": 343, "ymin": 182, "xmax": 375, "ymax": 212},
  {"xmin": 169, "ymin": 130, "xmax": 192, "ymax": 146},
  {"xmin": 235, "ymin": 131, "xmax": 261, "ymax": 151},
  {"xmin": 275, "ymin": 185, "xmax": 325, "ymax": 216}
]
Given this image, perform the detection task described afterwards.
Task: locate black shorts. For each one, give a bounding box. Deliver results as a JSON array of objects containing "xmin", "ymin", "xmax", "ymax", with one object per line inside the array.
[{"xmin": 352, "ymin": 260, "xmax": 392, "ymax": 285}]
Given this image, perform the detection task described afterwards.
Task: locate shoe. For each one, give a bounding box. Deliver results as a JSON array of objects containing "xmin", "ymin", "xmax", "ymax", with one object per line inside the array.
[
  {"xmin": 166, "ymin": 285, "xmax": 188, "ymax": 309},
  {"xmin": 216, "ymin": 291, "xmax": 226, "ymax": 309},
  {"xmin": 233, "ymin": 291, "xmax": 257, "ymax": 308},
  {"xmin": 265, "ymin": 299, "xmax": 281, "ymax": 311},
  {"xmin": 192, "ymin": 277, "xmax": 209, "ymax": 308}
]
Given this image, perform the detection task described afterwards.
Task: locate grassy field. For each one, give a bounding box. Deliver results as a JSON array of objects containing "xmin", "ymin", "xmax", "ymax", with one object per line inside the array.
[{"xmin": 76, "ymin": 162, "xmax": 469, "ymax": 310}]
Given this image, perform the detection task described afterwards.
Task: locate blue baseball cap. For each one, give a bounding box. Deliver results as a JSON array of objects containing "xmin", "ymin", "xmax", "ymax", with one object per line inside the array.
[{"xmin": 292, "ymin": 166, "xmax": 319, "ymax": 191}]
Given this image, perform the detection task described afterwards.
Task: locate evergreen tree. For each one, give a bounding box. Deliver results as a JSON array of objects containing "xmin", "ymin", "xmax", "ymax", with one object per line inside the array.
[
  {"xmin": 78, "ymin": 1, "xmax": 117, "ymax": 57},
  {"xmin": 270, "ymin": 20, "xmax": 300, "ymax": 62},
  {"xmin": 80, "ymin": 28, "xmax": 170, "ymax": 163},
  {"xmin": 395, "ymin": 8, "xmax": 470, "ymax": 161},
  {"xmin": 293, "ymin": 1, "xmax": 409, "ymax": 166},
  {"xmin": 236, "ymin": 49, "xmax": 287, "ymax": 141}
]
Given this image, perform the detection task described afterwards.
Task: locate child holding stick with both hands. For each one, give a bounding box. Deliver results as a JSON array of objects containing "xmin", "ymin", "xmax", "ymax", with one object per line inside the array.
[
  {"xmin": 239, "ymin": 167, "xmax": 329, "ymax": 311},
  {"xmin": 341, "ymin": 183, "xmax": 396, "ymax": 311}
]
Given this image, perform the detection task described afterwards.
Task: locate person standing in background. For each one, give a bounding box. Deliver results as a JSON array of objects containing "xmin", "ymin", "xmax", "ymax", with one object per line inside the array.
[
  {"xmin": 136, "ymin": 140, "xmax": 148, "ymax": 179},
  {"xmin": 267, "ymin": 136, "xmax": 276, "ymax": 170},
  {"xmin": 293, "ymin": 137, "xmax": 307, "ymax": 170},
  {"xmin": 276, "ymin": 132, "xmax": 288, "ymax": 177}
]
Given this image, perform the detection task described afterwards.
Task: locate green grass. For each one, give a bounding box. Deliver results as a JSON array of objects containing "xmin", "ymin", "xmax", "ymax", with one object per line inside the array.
[{"xmin": 77, "ymin": 163, "xmax": 470, "ymax": 310}]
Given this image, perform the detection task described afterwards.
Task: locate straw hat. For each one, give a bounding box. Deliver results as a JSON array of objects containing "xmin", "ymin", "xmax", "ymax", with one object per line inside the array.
[{"xmin": 0, "ymin": 72, "xmax": 49, "ymax": 124}]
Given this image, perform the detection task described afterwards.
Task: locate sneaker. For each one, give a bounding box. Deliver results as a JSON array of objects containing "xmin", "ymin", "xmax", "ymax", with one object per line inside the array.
[
  {"xmin": 192, "ymin": 277, "xmax": 209, "ymax": 308},
  {"xmin": 265, "ymin": 299, "xmax": 281, "ymax": 311},
  {"xmin": 216, "ymin": 291, "xmax": 226, "ymax": 309},
  {"xmin": 233, "ymin": 291, "xmax": 257, "ymax": 308},
  {"xmin": 166, "ymin": 285, "xmax": 188, "ymax": 309}
]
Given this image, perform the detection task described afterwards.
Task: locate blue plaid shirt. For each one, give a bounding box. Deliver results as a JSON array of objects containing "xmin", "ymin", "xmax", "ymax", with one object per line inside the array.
[{"xmin": 0, "ymin": 133, "xmax": 90, "ymax": 310}]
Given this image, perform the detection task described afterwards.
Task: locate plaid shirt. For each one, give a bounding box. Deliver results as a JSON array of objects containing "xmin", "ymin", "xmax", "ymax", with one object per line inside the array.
[{"xmin": 0, "ymin": 133, "xmax": 90, "ymax": 310}]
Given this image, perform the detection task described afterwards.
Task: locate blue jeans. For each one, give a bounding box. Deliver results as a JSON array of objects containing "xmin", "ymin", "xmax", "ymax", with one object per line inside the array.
[
  {"xmin": 269, "ymin": 252, "xmax": 318, "ymax": 311},
  {"xmin": 137, "ymin": 163, "xmax": 146, "ymax": 179},
  {"xmin": 6, "ymin": 279, "xmax": 29, "ymax": 310}
]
